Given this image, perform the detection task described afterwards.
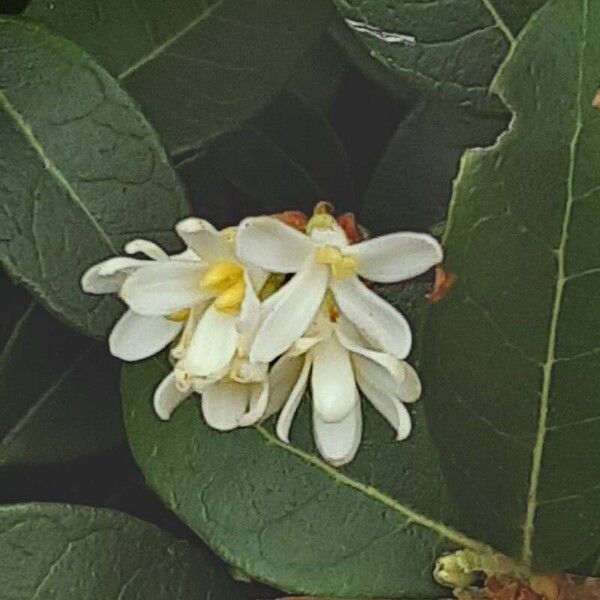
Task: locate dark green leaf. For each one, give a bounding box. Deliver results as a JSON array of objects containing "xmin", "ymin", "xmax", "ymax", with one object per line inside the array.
[
  {"xmin": 422, "ymin": 0, "xmax": 600, "ymax": 572},
  {"xmin": 122, "ymin": 349, "xmax": 494, "ymax": 598},
  {"xmin": 0, "ymin": 274, "xmax": 123, "ymax": 465},
  {"xmin": 0, "ymin": 17, "xmax": 188, "ymax": 337},
  {"xmin": 25, "ymin": 0, "xmax": 334, "ymax": 154},
  {"xmin": 0, "ymin": 503, "xmax": 246, "ymax": 599},
  {"xmin": 361, "ymin": 99, "xmax": 507, "ymax": 232},
  {"xmin": 332, "ymin": 0, "xmax": 546, "ymax": 111}
]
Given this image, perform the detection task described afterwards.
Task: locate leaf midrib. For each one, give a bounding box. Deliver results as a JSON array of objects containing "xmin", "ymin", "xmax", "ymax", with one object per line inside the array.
[
  {"xmin": 520, "ymin": 0, "xmax": 588, "ymax": 566},
  {"xmin": 117, "ymin": 0, "xmax": 227, "ymax": 80},
  {"xmin": 0, "ymin": 90, "xmax": 117, "ymax": 255}
]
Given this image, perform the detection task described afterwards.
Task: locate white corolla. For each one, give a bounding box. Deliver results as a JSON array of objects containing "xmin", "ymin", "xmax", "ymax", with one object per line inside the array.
[
  {"xmin": 81, "ymin": 238, "xmax": 196, "ymax": 361},
  {"xmin": 236, "ymin": 213, "xmax": 442, "ymax": 364},
  {"xmin": 267, "ymin": 299, "xmax": 421, "ymax": 466}
]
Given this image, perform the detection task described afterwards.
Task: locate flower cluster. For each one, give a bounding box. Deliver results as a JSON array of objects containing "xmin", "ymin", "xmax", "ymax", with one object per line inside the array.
[{"xmin": 82, "ymin": 204, "xmax": 442, "ymax": 465}]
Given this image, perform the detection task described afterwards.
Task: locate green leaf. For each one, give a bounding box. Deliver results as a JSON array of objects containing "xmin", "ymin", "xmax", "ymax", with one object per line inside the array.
[
  {"xmin": 332, "ymin": 0, "xmax": 546, "ymax": 111},
  {"xmin": 0, "ymin": 275, "xmax": 124, "ymax": 466},
  {"xmin": 25, "ymin": 0, "xmax": 334, "ymax": 154},
  {"xmin": 421, "ymin": 0, "xmax": 600, "ymax": 572},
  {"xmin": 0, "ymin": 17, "xmax": 188, "ymax": 337},
  {"xmin": 123, "ymin": 349, "xmax": 495, "ymax": 598},
  {"xmin": 361, "ymin": 99, "xmax": 507, "ymax": 232},
  {"xmin": 0, "ymin": 503, "xmax": 246, "ymax": 599}
]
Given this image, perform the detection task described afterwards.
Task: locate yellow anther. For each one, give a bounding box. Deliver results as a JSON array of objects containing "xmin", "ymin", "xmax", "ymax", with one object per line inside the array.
[
  {"xmin": 259, "ymin": 273, "xmax": 286, "ymax": 301},
  {"xmin": 200, "ymin": 261, "xmax": 243, "ymax": 294},
  {"xmin": 167, "ymin": 308, "xmax": 190, "ymax": 322},
  {"xmin": 221, "ymin": 227, "xmax": 237, "ymax": 244},
  {"xmin": 306, "ymin": 213, "xmax": 336, "ymax": 234},
  {"xmin": 315, "ymin": 246, "xmax": 357, "ymax": 280},
  {"xmin": 214, "ymin": 278, "xmax": 245, "ymax": 315},
  {"xmin": 324, "ymin": 290, "xmax": 339, "ymax": 322}
]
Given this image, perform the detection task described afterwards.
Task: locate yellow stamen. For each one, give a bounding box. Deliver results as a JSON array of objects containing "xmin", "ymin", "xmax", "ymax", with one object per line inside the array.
[
  {"xmin": 324, "ymin": 290, "xmax": 339, "ymax": 322},
  {"xmin": 315, "ymin": 245, "xmax": 357, "ymax": 280},
  {"xmin": 200, "ymin": 261, "xmax": 243, "ymax": 294},
  {"xmin": 259, "ymin": 273, "xmax": 286, "ymax": 301},
  {"xmin": 306, "ymin": 213, "xmax": 336, "ymax": 234},
  {"xmin": 167, "ymin": 308, "xmax": 190, "ymax": 322},
  {"xmin": 221, "ymin": 227, "xmax": 236, "ymax": 244},
  {"xmin": 214, "ymin": 278, "xmax": 245, "ymax": 315}
]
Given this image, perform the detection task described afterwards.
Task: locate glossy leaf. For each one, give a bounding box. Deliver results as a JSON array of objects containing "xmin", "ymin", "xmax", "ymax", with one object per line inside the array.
[
  {"xmin": 123, "ymin": 285, "xmax": 491, "ymax": 599},
  {"xmin": 0, "ymin": 275, "xmax": 123, "ymax": 466},
  {"xmin": 422, "ymin": 0, "xmax": 600, "ymax": 571},
  {"xmin": 0, "ymin": 17, "xmax": 188, "ymax": 337},
  {"xmin": 25, "ymin": 0, "xmax": 333, "ymax": 153},
  {"xmin": 0, "ymin": 503, "xmax": 245, "ymax": 599},
  {"xmin": 361, "ymin": 99, "xmax": 507, "ymax": 232},
  {"xmin": 332, "ymin": 0, "xmax": 546, "ymax": 110}
]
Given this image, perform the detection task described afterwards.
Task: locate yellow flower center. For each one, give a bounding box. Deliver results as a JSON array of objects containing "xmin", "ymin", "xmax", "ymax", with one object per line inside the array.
[
  {"xmin": 315, "ymin": 245, "xmax": 357, "ymax": 279},
  {"xmin": 167, "ymin": 308, "xmax": 190, "ymax": 322},
  {"xmin": 200, "ymin": 261, "xmax": 245, "ymax": 315},
  {"xmin": 306, "ymin": 212, "xmax": 336, "ymax": 234}
]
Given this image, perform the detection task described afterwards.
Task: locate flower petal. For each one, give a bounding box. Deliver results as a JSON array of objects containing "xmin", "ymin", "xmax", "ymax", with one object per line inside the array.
[
  {"xmin": 201, "ymin": 382, "xmax": 249, "ymax": 431},
  {"xmin": 397, "ymin": 361, "xmax": 422, "ymax": 403},
  {"xmin": 153, "ymin": 371, "xmax": 190, "ymax": 420},
  {"xmin": 81, "ymin": 257, "xmax": 148, "ymax": 294},
  {"xmin": 109, "ymin": 310, "xmax": 181, "ymax": 361},
  {"xmin": 331, "ymin": 276, "xmax": 412, "ymax": 359},
  {"xmin": 120, "ymin": 260, "xmax": 207, "ymax": 315},
  {"xmin": 313, "ymin": 395, "xmax": 362, "ymax": 466},
  {"xmin": 179, "ymin": 304, "xmax": 238, "ymax": 377},
  {"xmin": 272, "ymin": 355, "xmax": 311, "ymax": 442},
  {"xmin": 237, "ymin": 216, "xmax": 314, "ymax": 272},
  {"xmin": 311, "ymin": 334, "xmax": 358, "ymax": 422},
  {"xmin": 346, "ymin": 232, "xmax": 442, "ymax": 283},
  {"xmin": 124, "ymin": 239, "xmax": 168, "ymax": 261},
  {"xmin": 334, "ymin": 317, "xmax": 403, "ymax": 379},
  {"xmin": 354, "ymin": 358, "xmax": 412, "ymax": 440},
  {"xmin": 238, "ymin": 382, "xmax": 269, "ymax": 426},
  {"xmin": 176, "ymin": 217, "xmax": 234, "ymax": 263},
  {"xmin": 250, "ymin": 259, "xmax": 328, "ymax": 363}
]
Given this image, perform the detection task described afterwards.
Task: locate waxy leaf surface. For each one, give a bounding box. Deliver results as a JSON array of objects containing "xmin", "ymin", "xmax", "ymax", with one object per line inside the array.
[
  {"xmin": 25, "ymin": 0, "xmax": 333, "ymax": 153},
  {"xmin": 333, "ymin": 0, "xmax": 546, "ymax": 110},
  {"xmin": 422, "ymin": 0, "xmax": 600, "ymax": 571},
  {"xmin": 0, "ymin": 503, "xmax": 245, "ymax": 599},
  {"xmin": 0, "ymin": 18, "xmax": 188, "ymax": 337}
]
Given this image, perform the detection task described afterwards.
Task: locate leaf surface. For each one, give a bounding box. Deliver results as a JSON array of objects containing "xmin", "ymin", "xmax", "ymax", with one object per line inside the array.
[
  {"xmin": 332, "ymin": 0, "xmax": 546, "ymax": 110},
  {"xmin": 123, "ymin": 287, "xmax": 491, "ymax": 598},
  {"xmin": 422, "ymin": 0, "xmax": 600, "ymax": 571},
  {"xmin": 0, "ymin": 503, "xmax": 245, "ymax": 599},
  {"xmin": 25, "ymin": 0, "xmax": 333, "ymax": 153},
  {"xmin": 0, "ymin": 17, "xmax": 188, "ymax": 337},
  {"xmin": 0, "ymin": 275, "xmax": 123, "ymax": 465}
]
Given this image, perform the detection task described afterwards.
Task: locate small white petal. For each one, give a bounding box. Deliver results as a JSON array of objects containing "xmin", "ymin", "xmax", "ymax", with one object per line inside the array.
[
  {"xmin": 124, "ymin": 239, "xmax": 169, "ymax": 261},
  {"xmin": 397, "ymin": 362, "xmax": 422, "ymax": 403},
  {"xmin": 238, "ymin": 382, "xmax": 269, "ymax": 426},
  {"xmin": 346, "ymin": 232, "xmax": 442, "ymax": 283},
  {"xmin": 170, "ymin": 301, "xmax": 210, "ymax": 361},
  {"xmin": 311, "ymin": 334, "xmax": 358, "ymax": 423},
  {"xmin": 354, "ymin": 359, "xmax": 412, "ymax": 440},
  {"xmin": 109, "ymin": 310, "xmax": 182, "ymax": 361},
  {"xmin": 238, "ymin": 269, "xmax": 261, "ymax": 337},
  {"xmin": 309, "ymin": 221, "xmax": 349, "ymax": 247},
  {"xmin": 81, "ymin": 257, "xmax": 148, "ymax": 294},
  {"xmin": 202, "ymin": 382, "xmax": 249, "ymax": 431},
  {"xmin": 331, "ymin": 276, "xmax": 412, "ymax": 359},
  {"xmin": 273, "ymin": 355, "xmax": 312, "ymax": 442},
  {"xmin": 176, "ymin": 218, "xmax": 234, "ymax": 263},
  {"xmin": 334, "ymin": 317, "xmax": 403, "ymax": 378},
  {"xmin": 180, "ymin": 304, "xmax": 238, "ymax": 377},
  {"xmin": 313, "ymin": 395, "xmax": 362, "ymax": 466},
  {"xmin": 153, "ymin": 371, "xmax": 190, "ymax": 420},
  {"xmin": 237, "ymin": 216, "xmax": 314, "ymax": 272},
  {"xmin": 120, "ymin": 260, "xmax": 208, "ymax": 316},
  {"xmin": 250, "ymin": 259, "xmax": 328, "ymax": 363}
]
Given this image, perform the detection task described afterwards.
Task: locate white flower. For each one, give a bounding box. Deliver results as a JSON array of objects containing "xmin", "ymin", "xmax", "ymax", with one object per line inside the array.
[
  {"xmin": 236, "ymin": 213, "xmax": 442, "ymax": 364},
  {"xmin": 267, "ymin": 300, "xmax": 421, "ymax": 466},
  {"xmin": 81, "ymin": 239, "xmax": 195, "ymax": 361}
]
